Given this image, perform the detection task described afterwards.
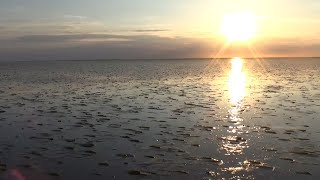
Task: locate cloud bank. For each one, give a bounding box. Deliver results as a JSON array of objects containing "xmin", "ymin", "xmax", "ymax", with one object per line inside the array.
[{"xmin": 1, "ymin": 32, "xmax": 320, "ymax": 61}]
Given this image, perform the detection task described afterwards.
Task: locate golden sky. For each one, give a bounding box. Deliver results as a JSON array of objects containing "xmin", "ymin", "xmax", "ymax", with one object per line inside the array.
[{"xmin": 0, "ymin": 0, "xmax": 320, "ymax": 60}]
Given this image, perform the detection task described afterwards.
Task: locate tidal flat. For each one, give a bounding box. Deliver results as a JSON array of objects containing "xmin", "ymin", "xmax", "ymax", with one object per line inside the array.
[{"xmin": 0, "ymin": 58, "xmax": 319, "ymax": 179}]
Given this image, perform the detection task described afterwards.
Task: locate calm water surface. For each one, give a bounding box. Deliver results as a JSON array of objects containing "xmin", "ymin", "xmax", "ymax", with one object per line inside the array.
[{"xmin": 0, "ymin": 58, "xmax": 320, "ymax": 179}]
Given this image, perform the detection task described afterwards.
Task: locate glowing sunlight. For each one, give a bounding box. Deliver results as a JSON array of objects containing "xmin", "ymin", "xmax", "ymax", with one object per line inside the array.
[
  {"xmin": 228, "ymin": 57, "xmax": 246, "ymax": 105},
  {"xmin": 221, "ymin": 12, "xmax": 257, "ymax": 42}
]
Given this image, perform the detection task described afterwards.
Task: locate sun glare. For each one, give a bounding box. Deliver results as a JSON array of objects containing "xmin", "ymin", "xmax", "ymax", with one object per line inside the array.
[
  {"xmin": 229, "ymin": 57, "xmax": 246, "ymax": 104},
  {"xmin": 221, "ymin": 12, "xmax": 257, "ymax": 42}
]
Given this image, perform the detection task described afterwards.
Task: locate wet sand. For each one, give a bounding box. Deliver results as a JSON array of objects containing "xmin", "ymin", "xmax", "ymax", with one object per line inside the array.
[{"xmin": 0, "ymin": 58, "xmax": 319, "ymax": 179}]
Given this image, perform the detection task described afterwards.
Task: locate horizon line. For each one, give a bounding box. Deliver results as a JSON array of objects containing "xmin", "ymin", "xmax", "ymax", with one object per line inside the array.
[{"xmin": 1, "ymin": 56, "xmax": 320, "ymax": 62}]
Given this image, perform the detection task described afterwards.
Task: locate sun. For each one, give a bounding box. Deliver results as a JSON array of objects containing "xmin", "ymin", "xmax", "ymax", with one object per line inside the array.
[{"xmin": 221, "ymin": 12, "xmax": 257, "ymax": 42}]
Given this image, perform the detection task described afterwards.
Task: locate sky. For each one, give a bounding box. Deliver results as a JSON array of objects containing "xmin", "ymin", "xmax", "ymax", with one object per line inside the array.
[{"xmin": 0, "ymin": 0, "xmax": 320, "ymax": 61}]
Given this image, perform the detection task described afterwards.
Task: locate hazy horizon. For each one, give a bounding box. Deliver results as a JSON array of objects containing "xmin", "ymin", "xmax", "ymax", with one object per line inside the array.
[{"xmin": 1, "ymin": 56, "xmax": 320, "ymax": 62}]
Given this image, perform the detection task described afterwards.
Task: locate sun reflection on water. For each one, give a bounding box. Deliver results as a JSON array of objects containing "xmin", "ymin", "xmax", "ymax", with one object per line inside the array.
[
  {"xmin": 229, "ymin": 57, "xmax": 246, "ymax": 105},
  {"xmin": 221, "ymin": 57, "xmax": 249, "ymax": 155}
]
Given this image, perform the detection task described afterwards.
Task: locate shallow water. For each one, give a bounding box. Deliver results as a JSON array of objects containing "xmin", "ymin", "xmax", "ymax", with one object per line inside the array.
[{"xmin": 0, "ymin": 58, "xmax": 319, "ymax": 179}]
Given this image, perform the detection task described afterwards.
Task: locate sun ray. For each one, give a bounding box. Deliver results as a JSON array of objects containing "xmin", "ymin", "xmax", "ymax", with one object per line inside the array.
[
  {"xmin": 246, "ymin": 43, "xmax": 268, "ymax": 73},
  {"xmin": 201, "ymin": 42, "xmax": 231, "ymax": 77}
]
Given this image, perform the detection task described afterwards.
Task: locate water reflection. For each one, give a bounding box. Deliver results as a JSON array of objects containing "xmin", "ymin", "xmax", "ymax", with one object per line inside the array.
[
  {"xmin": 229, "ymin": 57, "xmax": 246, "ymax": 105},
  {"xmin": 221, "ymin": 58, "xmax": 248, "ymax": 155},
  {"xmin": 228, "ymin": 57, "xmax": 246, "ymax": 124}
]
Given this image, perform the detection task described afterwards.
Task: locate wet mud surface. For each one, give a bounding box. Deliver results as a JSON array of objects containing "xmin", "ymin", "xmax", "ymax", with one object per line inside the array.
[{"xmin": 0, "ymin": 59, "xmax": 319, "ymax": 179}]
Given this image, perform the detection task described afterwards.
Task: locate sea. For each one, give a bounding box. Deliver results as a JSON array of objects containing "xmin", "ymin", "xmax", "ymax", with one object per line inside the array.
[{"xmin": 0, "ymin": 58, "xmax": 319, "ymax": 179}]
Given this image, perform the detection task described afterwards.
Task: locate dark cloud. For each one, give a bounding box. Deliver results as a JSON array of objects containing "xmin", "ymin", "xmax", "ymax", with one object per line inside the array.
[
  {"xmin": 1, "ymin": 33, "xmax": 320, "ymax": 61},
  {"xmin": 16, "ymin": 33, "xmax": 183, "ymax": 44},
  {"xmin": 1, "ymin": 33, "xmax": 216, "ymax": 61},
  {"xmin": 256, "ymin": 42, "xmax": 320, "ymax": 56},
  {"xmin": 17, "ymin": 34, "xmax": 132, "ymax": 42}
]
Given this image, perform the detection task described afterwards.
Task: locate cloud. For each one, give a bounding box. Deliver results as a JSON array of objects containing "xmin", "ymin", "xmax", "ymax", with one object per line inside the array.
[
  {"xmin": 1, "ymin": 32, "xmax": 320, "ymax": 61},
  {"xmin": 0, "ymin": 15, "xmax": 109, "ymax": 38},
  {"xmin": 63, "ymin": 15, "xmax": 88, "ymax": 20},
  {"xmin": 15, "ymin": 33, "xmax": 204, "ymax": 46},
  {"xmin": 0, "ymin": 33, "xmax": 216, "ymax": 61},
  {"xmin": 133, "ymin": 29, "xmax": 170, "ymax": 32},
  {"xmin": 259, "ymin": 43, "xmax": 320, "ymax": 56},
  {"xmin": 16, "ymin": 34, "xmax": 132, "ymax": 42}
]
